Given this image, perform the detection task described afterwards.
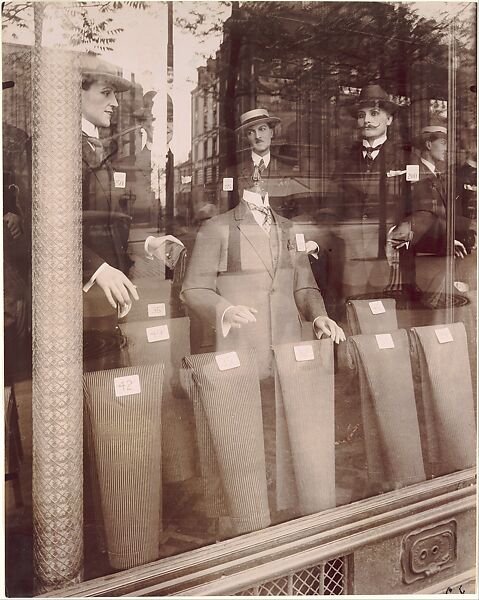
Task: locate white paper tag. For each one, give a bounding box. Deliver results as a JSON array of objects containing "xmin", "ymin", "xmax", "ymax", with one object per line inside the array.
[
  {"xmin": 222, "ymin": 177, "xmax": 234, "ymax": 191},
  {"xmin": 295, "ymin": 233, "xmax": 306, "ymax": 252},
  {"xmin": 294, "ymin": 344, "xmax": 314, "ymax": 362},
  {"xmin": 114, "ymin": 171, "xmax": 126, "ymax": 188},
  {"xmin": 215, "ymin": 351, "xmax": 240, "ymax": 371},
  {"xmin": 369, "ymin": 300, "xmax": 386, "ymax": 315},
  {"xmin": 376, "ymin": 333, "xmax": 395, "ymax": 349},
  {"xmin": 454, "ymin": 281, "xmax": 469, "ymax": 293},
  {"xmin": 406, "ymin": 164, "xmax": 419, "ymax": 182},
  {"xmin": 146, "ymin": 324, "xmax": 170, "ymax": 343},
  {"xmin": 114, "ymin": 374, "xmax": 141, "ymax": 397},
  {"xmin": 435, "ymin": 327, "xmax": 454, "ymax": 344},
  {"xmin": 147, "ymin": 303, "xmax": 166, "ymax": 318}
]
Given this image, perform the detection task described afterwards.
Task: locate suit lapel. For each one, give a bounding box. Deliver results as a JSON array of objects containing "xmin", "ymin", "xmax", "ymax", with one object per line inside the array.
[{"xmin": 235, "ymin": 202, "xmax": 274, "ymax": 277}]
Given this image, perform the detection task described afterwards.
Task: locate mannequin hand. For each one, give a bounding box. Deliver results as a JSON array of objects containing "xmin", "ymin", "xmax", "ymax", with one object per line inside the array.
[
  {"xmin": 4, "ymin": 212, "xmax": 23, "ymax": 239},
  {"xmin": 224, "ymin": 305, "xmax": 257, "ymax": 329},
  {"xmin": 454, "ymin": 240, "xmax": 467, "ymax": 258},
  {"xmin": 314, "ymin": 316, "xmax": 346, "ymax": 344},
  {"xmin": 95, "ymin": 264, "xmax": 139, "ymax": 309}
]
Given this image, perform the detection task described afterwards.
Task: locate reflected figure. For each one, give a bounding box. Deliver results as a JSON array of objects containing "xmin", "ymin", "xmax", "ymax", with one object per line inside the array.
[
  {"xmin": 81, "ymin": 53, "xmax": 139, "ymax": 313},
  {"xmin": 394, "ymin": 126, "xmax": 469, "ymax": 303},
  {"xmin": 233, "ymin": 108, "xmax": 295, "ymax": 214},
  {"xmin": 334, "ymin": 84, "xmax": 409, "ymax": 300}
]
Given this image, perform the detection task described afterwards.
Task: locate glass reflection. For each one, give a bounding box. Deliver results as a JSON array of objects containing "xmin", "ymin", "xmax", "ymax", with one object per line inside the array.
[{"xmin": 3, "ymin": 1, "xmax": 476, "ymax": 593}]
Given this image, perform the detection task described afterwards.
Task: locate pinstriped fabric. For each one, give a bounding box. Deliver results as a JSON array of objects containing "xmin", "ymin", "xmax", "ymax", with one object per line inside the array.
[
  {"xmin": 346, "ymin": 299, "xmax": 398, "ymax": 336},
  {"xmin": 273, "ymin": 339, "xmax": 336, "ymax": 515},
  {"xmin": 183, "ymin": 349, "xmax": 271, "ymax": 534},
  {"xmin": 410, "ymin": 322, "xmax": 476, "ymax": 476},
  {"xmin": 83, "ymin": 363, "xmax": 164, "ymax": 570},
  {"xmin": 348, "ymin": 330, "xmax": 426, "ymax": 492},
  {"xmin": 182, "ymin": 365, "xmax": 228, "ymax": 519},
  {"xmin": 119, "ymin": 317, "xmax": 196, "ymax": 483}
]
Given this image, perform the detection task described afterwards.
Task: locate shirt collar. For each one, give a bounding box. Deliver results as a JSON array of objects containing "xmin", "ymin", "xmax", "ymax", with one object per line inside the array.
[
  {"xmin": 362, "ymin": 133, "xmax": 387, "ymax": 149},
  {"xmin": 243, "ymin": 189, "xmax": 270, "ymax": 208},
  {"xmin": 421, "ymin": 157, "xmax": 436, "ymax": 174},
  {"xmin": 251, "ymin": 151, "xmax": 270, "ymax": 168},
  {"xmin": 82, "ymin": 117, "xmax": 99, "ymax": 139}
]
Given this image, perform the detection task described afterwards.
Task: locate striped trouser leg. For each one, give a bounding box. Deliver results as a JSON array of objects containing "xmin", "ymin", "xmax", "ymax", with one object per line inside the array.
[
  {"xmin": 183, "ymin": 349, "xmax": 271, "ymax": 535},
  {"xmin": 273, "ymin": 339, "xmax": 336, "ymax": 515},
  {"xmin": 83, "ymin": 363, "xmax": 164, "ymax": 570}
]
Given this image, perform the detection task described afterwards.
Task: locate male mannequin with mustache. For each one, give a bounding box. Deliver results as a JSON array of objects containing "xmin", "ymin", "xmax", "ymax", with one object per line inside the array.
[{"xmin": 334, "ymin": 84, "xmax": 409, "ymax": 301}]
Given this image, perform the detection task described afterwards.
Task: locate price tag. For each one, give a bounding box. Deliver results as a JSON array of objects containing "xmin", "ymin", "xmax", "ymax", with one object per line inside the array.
[
  {"xmin": 435, "ymin": 327, "xmax": 454, "ymax": 344},
  {"xmin": 215, "ymin": 351, "xmax": 240, "ymax": 371},
  {"xmin": 295, "ymin": 233, "xmax": 306, "ymax": 251},
  {"xmin": 454, "ymin": 281, "xmax": 469, "ymax": 293},
  {"xmin": 114, "ymin": 374, "xmax": 141, "ymax": 398},
  {"xmin": 375, "ymin": 333, "xmax": 395, "ymax": 349},
  {"xmin": 146, "ymin": 324, "xmax": 170, "ymax": 343},
  {"xmin": 369, "ymin": 300, "xmax": 386, "ymax": 315},
  {"xmin": 406, "ymin": 164, "xmax": 419, "ymax": 182},
  {"xmin": 222, "ymin": 177, "xmax": 234, "ymax": 191},
  {"xmin": 114, "ymin": 171, "xmax": 126, "ymax": 188},
  {"xmin": 147, "ymin": 303, "xmax": 166, "ymax": 318},
  {"xmin": 294, "ymin": 344, "xmax": 314, "ymax": 362}
]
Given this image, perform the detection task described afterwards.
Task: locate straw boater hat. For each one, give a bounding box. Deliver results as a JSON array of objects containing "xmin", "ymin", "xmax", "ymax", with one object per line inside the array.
[
  {"xmin": 412, "ymin": 125, "xmax": 447, "ymax": 149},
  {"xmin": 348, "ymin": 84, "xmax": 398, "ymax": 116},
  {"xmin": 80, "ymin": 53, "xmax": 133, "ymax": 92},
  {"xmin": 236, "ymin": 108, "xmax": 281, "ymax": 132}
]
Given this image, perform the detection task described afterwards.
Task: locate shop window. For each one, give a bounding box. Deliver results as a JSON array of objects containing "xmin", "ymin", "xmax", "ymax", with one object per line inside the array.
[{"xmin": 2, "ymin": 1, "xmax": 476, "ymax": 596}]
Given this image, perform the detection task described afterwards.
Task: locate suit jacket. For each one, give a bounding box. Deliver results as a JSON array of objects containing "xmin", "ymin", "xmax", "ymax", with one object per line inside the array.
[
  {"xmin": 82, "ymin": 135, "xmax": 132, "ymax": 283},
  {"xmin": 181, "ymin": 201, "xmax": 327, "ymax": 379},
  {"xmin": 334, "ymin": 138, "xmax": 410, "ymax": 225}
]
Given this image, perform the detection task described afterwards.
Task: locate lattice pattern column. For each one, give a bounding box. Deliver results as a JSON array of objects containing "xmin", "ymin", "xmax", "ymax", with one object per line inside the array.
[{"xmin": 32, "ymin": 34, "xmax": 84, "ymax": 592}]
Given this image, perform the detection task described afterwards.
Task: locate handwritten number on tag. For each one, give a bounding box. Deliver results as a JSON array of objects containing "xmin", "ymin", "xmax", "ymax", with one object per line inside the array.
[{"xmin": 114, "ymin": 374, "xmax": 141, "ymax": 397}]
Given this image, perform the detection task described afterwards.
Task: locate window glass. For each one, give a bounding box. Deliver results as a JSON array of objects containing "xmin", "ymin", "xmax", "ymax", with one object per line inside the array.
[{"xmin": 3, "ymin": 1, "xmax": 476, "ymax": 593}]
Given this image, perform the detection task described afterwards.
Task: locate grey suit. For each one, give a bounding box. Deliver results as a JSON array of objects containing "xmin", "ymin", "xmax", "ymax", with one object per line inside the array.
[
  {"xmin": 182, "ymin": 201, "xmax": 329, "ymax": 516},
  {"xmin": 181, "ymin": 201, "xmax": 327, "ymax": 379}
]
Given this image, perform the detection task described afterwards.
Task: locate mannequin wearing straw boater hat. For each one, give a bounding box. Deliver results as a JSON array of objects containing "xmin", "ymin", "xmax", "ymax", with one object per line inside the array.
[
  {"xmin": 232, "ymin": 108, "xmax": 295, "ymax": 214},
  {"xmin": 80, "ymin": 53, "xmax": 139, "ymax": 314},
  {"xmin": 334, "ymin": 84, "xmax": 410, "ymax": 301}
]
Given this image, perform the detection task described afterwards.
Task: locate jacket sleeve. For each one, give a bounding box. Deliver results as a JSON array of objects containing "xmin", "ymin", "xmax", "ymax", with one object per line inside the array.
[
  {"xmin": 293, "ymin": 249, "xmax": 328, "ymax": 322},
  {"xmin": 181, "ymin": 218, "xmax": 232, "ymax": 331}
]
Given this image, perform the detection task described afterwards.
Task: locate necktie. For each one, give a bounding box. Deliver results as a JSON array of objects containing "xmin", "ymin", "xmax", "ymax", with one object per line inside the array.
[
  {"xmin": 85, "ymin": 135, "xmax": 105, "ymax": 165},
  {"xmin": 244, "ymin": 201, "xmax": 273, "ymax": 235},
  {"xmin": 251, "ymin": 159, "xmax": 267, "ymax": 196},
  {"xmin": 363, "ymin": 144, "xmax": 382, "ymax": 171}
]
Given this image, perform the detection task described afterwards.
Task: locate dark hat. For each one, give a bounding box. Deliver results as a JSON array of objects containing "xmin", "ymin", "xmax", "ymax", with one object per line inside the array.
[
  {"xmin": 412, "ymin": 125, "xmax": 447, "ymax": 148},
  {"xmin": 80, "ymin": 53, "xmax": 133, "ymax": 92},
  {"xmin": 349, "ymin": 84, "xmax": 398, "ymax": 116},
  {"xmin": 236, "ymin": 108, "xmax": 281, "ymax": 132}
]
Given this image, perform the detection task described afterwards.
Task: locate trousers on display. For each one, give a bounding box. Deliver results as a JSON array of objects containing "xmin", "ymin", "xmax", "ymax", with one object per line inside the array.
[
  {"xmin": 119, "ymin": 317, "xmax": 196, "ymax": 483},
  {"xmin": 346, "ymin": 298, "xmax": 398, "ymax": 335},
  {"xmin": 273, "ymin": 338, "xmax": 336, "ymax": 515},
  {"xmin": 83, "ymin": 363, "xmax": 164, "ymax": 570},
  {"xmin": 182, "ymin": 349, "xmax": 271, "ymax": 535},
  {"xmin": 347, "ymin": 330, "xmax": 426, "ymax": 492},
  {"xmin": 410, "ymin": 322, "xmax": 476, "ymax": 477}
]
